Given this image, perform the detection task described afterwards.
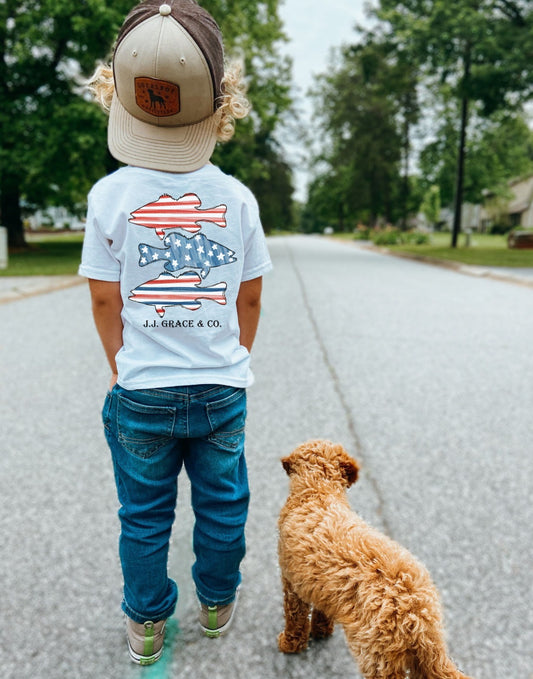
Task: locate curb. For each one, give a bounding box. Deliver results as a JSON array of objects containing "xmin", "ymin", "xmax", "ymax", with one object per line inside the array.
[
  {"xmin": 349, "ymin": 241, "xmax": 533, "ymax": 290},
  {"xmin": 0, "ymin": 275, "xmax": 85, "ymax": 304}
]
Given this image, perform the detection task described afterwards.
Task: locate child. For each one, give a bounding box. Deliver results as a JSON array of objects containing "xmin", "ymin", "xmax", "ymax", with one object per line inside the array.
[{"xmin": 79, "ymin": 0, "xmax": 272, "ymax": 665}]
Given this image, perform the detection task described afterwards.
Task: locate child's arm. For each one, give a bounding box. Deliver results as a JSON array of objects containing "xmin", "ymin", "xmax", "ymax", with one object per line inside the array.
[
  {"xmin": 88, "ymin": 279, "xmax": 124, "ymax": 388},
  {"xmin": 236, "ymin": 276, "xmax": 262, "ymax": 352}
]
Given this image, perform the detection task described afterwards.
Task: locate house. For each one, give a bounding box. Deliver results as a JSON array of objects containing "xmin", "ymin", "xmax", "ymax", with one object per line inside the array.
[
  {"xmin": 433, "ymin": 175, "xmax": 533, "ymax": 233},
  {"xmin": 436, "ymin": 203, "xmax": 482, "ymax": 232},
  {"xmin": 478, "ymin": 175, "xmax": 533, "ymax": 232},
  {"xmin": 25, "ymin": 206, "xmax": 85, "ymax": 231},
  {"xmin": 505, "ymin": 175, "xmax": 533, "ymax": 228}
]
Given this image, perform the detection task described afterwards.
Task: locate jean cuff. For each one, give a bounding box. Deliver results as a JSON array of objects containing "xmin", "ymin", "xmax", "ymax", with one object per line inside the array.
[
  {"xmin": 195, "ymin": 580, "xmax": 241, "ymax": 608},
  {"xmin": 121, "ymin": 582, "xmax": 177, "ymax": 624}
]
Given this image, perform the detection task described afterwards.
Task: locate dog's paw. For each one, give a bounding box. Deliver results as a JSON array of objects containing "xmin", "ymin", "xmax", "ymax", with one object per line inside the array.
[{"xmin": 278, "ymin": 631, "xmax": 308, "ymax": 653}]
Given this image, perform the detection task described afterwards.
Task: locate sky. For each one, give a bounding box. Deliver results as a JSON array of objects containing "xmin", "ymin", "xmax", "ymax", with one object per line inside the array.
[{"xmin": 278, "ymin": 0, "xmax": 374, "ymax": 200}]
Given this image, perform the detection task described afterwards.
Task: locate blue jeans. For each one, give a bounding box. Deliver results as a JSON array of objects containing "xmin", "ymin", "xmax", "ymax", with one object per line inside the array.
[{"xmin": 102, "ymin": 384, "xmax": 249, "ymax": 624}]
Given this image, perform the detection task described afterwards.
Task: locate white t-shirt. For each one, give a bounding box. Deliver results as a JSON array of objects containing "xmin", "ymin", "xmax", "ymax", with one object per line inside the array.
[{"xmin": 79, "ymin": 164, "xmax": 272, "ymax": 389}]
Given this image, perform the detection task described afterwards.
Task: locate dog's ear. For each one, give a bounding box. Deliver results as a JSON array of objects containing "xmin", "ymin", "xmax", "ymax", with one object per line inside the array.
[
  {"xmin": 340, "ymin": 459, "xmax": 359, "ymax": 487},
  {"xmin": 339, "ymin": 454, "xmax": 359, "ymax": 487},
  {"xmin": 281, "ymin": 456, "xmax": 293, "ymax": 476}
]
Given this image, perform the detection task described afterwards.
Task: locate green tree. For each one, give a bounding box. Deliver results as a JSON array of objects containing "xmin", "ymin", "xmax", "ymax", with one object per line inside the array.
[
  {"xmin": 307, "ymin": 36, "xmax": 419, "ymax": 230},
  {"xmin": 419, "ymin": 109, "xmax": 533, "ymax": 212},
  {"xmin": 420, "ymin": 185, "xmax": 441, "ymax": 228},
  {"xmin": 301, "ymin": 167, "xmax": 352, "ymax": 233},
  {"xmin": 215, "ymin": 1, "xmax": 294, "ymax": 231},
  {"xmin": 418, "ymin": 102, "xmax": 462, "ymax": 207},
  {"xmin": 467, "ymin": 112, "xmax": 533, "ymax": 197},
  {"xmin": 376, "ymin": 0, "xmax": 533, "ymax": 246},
  {"xmin": 209, "ymin": 7, "xmax": 295, "ymax": 233},
  {"xmin": 0, "ymin": 0, "xmax": 132, "ymax": 248}
]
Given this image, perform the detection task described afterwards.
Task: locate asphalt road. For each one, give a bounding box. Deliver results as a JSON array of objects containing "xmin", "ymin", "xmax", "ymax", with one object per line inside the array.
[{"xmin": 1, "ymin": 235, "xmax": 532, "ymax": 679}]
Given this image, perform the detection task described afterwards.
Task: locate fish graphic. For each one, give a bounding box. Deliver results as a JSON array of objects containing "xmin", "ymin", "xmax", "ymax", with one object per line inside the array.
[
  {"xmin": 138, "ymin": 232, "xmax": 237, "ymax": 279},
  {"xmin": 129, "ymin": 272, "xmax": 227, "ymax": 317},
  {"xmin": 129, "ymin": 193, "xmax": 227, "ymax": 239}
]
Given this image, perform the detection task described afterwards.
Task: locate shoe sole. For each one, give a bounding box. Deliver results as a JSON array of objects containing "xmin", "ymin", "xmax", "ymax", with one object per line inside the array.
[{"xmin": 128, "ymin": 641, "xmax": 164, "ymax": 665}]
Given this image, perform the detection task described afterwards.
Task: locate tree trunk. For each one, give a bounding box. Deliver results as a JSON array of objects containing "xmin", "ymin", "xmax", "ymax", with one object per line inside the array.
[
  {"xmin": 337, "ymin": 198, "xmax": 345, "ymax": 231},
  {"xmin": 451, "ymin": 45, "xmax": 471, "ymax": 248},
  {"xmin": 1, "ymin": 174, "xmax": 26, "ymax": 249},
  {"xmin": 400, "ymin": 103, "xmax": 410, "ymax": 230}
]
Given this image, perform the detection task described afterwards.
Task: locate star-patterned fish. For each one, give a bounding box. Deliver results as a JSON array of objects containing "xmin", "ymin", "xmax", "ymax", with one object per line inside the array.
[{"xmin": 138, "ymin": 233, "xmax": 237, "ymax": 279}]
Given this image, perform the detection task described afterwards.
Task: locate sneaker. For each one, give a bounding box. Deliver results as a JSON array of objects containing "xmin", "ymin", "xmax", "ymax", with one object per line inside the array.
[
  {"xmin": 125, "ymin": 616, "xmax": 166, "ymax": 665},
  {"xmin": 199, "ymin": 588, "xmax": 240, "ymax": 638}
]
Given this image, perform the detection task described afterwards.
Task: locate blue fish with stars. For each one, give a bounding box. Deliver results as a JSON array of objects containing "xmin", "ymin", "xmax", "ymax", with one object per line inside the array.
[{"xmin": 138, "ymin": 232, "xmax": 237, "ymax": 279}]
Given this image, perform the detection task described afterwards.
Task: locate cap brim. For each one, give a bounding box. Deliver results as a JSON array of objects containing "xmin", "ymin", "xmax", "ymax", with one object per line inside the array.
[{"xmin": 108, "ymin": 92, "xmax": 218, "ymax": 173}]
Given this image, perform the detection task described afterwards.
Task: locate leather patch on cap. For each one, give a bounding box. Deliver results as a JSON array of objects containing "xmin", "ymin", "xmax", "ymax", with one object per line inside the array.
[{"xmin": 135, "ymin": 77, "xmax": 180, "ymax": 117}]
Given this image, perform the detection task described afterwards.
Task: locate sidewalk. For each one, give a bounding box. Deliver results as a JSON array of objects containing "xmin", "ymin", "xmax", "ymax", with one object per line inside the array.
[{"xmin": 0, "ymin": 275, "xmax": 84, "ymax": 303}]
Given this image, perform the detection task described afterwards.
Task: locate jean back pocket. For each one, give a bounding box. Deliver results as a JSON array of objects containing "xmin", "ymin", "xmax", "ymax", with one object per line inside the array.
[
  {"xmin": 206, "ymin": 388, "xmax": 247, "ymax": 453},
  {"xmin": 117, "ymin": 394, "xmax": 175, "ymax": 459}
]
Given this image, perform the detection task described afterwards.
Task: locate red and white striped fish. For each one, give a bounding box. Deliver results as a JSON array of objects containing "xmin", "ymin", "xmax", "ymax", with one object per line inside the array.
[
  {"xmin": 129, "ymin": 193, "xmax": 227, "ymax": 239},
  {"xmin": 129, "ymin": 272, "xmax": 227, "ymax": 317}
]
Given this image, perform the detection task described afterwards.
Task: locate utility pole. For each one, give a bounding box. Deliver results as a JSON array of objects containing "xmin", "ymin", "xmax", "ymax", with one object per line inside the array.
[{"xmin": 452, "ymin": 43, "xmax": 471, "ymax": 248}]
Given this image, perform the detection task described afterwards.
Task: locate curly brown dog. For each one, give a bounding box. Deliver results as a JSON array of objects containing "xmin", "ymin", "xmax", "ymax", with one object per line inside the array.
[{"xmin": 277, "ymin": 440, "xmax": 473, "ymax": 679}]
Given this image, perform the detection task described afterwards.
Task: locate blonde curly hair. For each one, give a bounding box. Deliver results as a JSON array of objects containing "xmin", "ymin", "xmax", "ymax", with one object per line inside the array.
[{"xmin": 87, "ymin": 59, "xmax": 250, "ymax": 142}]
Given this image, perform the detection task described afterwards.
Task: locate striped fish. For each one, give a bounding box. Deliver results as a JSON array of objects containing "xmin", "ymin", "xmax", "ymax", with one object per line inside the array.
[
  {"xmin": 129, "ymin": 193, "xmax": 227, "ymax": 239},
  {"xmin": 129, "ymin": 272, "xmax": 227, "ymax": 317}
]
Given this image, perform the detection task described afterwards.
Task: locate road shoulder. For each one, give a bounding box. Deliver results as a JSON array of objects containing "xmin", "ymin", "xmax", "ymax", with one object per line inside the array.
[
  {"xmin": 0, "ymin": 275, "xmax": 85, "ymax": 304},
  {"xmin": 339, "ymin": 238, "xmax": 533, "ymax": 289}
]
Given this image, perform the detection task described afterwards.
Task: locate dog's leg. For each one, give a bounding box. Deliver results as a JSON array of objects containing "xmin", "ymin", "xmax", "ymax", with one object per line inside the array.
[
  {"xmin": 354, "ymin": 653, "xmax": 406, "ymax": 679},
  {"xmin": 278, "ymin": 577, "xmax": 311, "ymax": 653},
  {"xmin": 411, "ymin": 645, "xmax": 473, "ymax": 679},
  {"xmin": 310, "ymin": 608, "xmax": 334, "ymax": 639},
  {"xmin": 344, "ymin": 626, "xmax": 407, "ymax": 679}
]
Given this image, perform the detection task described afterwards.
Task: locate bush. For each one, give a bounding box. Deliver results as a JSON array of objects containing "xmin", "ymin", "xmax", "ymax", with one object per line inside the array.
[
  {"xmin": 490, "ymin": 223, "xmax": 513, "ymax": 235},
  {"xmin": 353, "ymin": 224, "xmax": 372, "ymax": 240},
  {"xmin": 369, "ymin": 227, "xmax": 430, "ymax": 246},
  {"xmin": 405, "ymin": 231, "xmax": 430, "ymax": 245},
  {"xmin": 372, "ymin": 227, "xmax": 402, "ymax": 245}
]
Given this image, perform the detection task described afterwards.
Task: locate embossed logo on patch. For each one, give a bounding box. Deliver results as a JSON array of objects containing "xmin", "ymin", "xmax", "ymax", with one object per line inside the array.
[{"xmin": 135, "ymin": 77, "xmax": 180, "ymax": 117}]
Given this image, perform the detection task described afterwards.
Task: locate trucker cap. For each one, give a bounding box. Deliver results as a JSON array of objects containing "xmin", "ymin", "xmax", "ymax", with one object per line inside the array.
[{"xmin": 108, "ymin": 0, "xmax": 225, "ymax": 173}]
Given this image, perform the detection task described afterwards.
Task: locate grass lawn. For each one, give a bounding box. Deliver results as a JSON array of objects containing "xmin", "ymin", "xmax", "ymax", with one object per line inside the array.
[
  {"xmin": 334, "ymin": 231, "xmax": 533, "ymax": 268},
  {"xmin": 391, "ymin": 232, "xmax": 533, "ymax": 267},
  {"xmin": 1, "ymin": 232, "xmax": 85, "ymax": 276}
]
